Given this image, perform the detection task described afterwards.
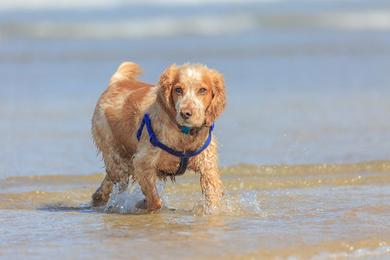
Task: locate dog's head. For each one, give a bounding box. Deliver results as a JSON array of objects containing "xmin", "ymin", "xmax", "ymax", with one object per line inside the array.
[{"xmin": 159, "ymin": 63, "xmax": 226, "ymax": 128}]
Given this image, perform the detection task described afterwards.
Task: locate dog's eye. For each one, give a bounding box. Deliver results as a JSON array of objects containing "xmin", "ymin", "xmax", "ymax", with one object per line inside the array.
[
  {"xmin": 175, "ymin": 87, "xmax": 183, "ymax": 95},
  {"xmin": 199, "ymin": 87, "xmax": 207, "ymax": 95}
]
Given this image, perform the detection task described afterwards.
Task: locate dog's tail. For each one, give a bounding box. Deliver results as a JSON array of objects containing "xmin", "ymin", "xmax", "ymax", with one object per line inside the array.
[{"xmin": 112, "ymin": 61, "xmax": 142, "ymax": 81}]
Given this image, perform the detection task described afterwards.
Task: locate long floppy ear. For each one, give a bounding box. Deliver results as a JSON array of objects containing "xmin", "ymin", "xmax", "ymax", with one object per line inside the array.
[
  {"xmin": 158, "ymin": 64, "xmax": 178, "ymax": 113},
  {"xmin": 205, "ymin": 69, "xmax": 226, "ymax": 126}
]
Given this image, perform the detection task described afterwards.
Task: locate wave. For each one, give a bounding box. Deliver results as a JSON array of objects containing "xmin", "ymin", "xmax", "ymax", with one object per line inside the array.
[
  {"xmin": 1, "ymin": 10, "xmax": 390, "ymax": 40},
  {"xmin": 0, "ymin": 13, "xmax": 257, "ymax": 40},
  {"xmin": 0, "ymin": 0, "xmax": 296, "ymax": 11},
  {"xmin": 1, "ymin": 160, "xmax": 390, "ymax": 193},
  {"xmin": 224, "ymin": 160, "xmax": 390, "ymax": 176}
]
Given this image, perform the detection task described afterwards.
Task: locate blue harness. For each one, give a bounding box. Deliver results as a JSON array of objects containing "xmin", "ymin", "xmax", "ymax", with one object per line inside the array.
[{"xmin": 136, "ymin": 113, "xmax": 214, "ymax": 177}]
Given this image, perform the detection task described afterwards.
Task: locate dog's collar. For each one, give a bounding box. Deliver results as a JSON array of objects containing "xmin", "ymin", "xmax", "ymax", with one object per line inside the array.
[
  {"xmin": 136, "ymin": 113, "xmax": 214, "ymax": 177},
  {"xmin": 179, "ymin": 125, "xmax": 191, "ymax": 135},
  {"xmin": 178, "ymin": 124, "xmax": 204, "ymax": 135}
]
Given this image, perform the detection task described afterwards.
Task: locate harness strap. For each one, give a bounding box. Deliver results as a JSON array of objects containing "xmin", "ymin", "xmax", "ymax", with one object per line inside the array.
[
  {"xmin": 158, "ymin": 157, "xmax": 189, "ymax": 178},
  {"xmin": 136, "ymin": 114, "xmax": 214, "ymax": 176}
]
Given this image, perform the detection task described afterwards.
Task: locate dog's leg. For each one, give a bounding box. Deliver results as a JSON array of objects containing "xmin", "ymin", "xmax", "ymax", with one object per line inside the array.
[
  {"xmin": 197, "ymin": 141, "xmax": 224, "ymax": 209},
  {"xmin": 92, "ymin": 153, "xmax": 132, "ymax": 207},
  {"xmin": 199, "ymin": 165, "xmax": 223, "ymax": 209},
  {"xmin": 133, "ymin": 153, "xmax": 162, "ymax": 212},
  {"xmin": 92, "ymin": 173, "xmax": 113, "ymax": 207},
  {"xmin": 138, "ymin": 173, "xmax": 161, "ymax": 212}
]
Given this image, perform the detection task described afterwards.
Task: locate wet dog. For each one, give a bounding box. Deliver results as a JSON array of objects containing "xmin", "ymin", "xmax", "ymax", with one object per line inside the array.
[{"xmin": 91, "ymin": 62, "xmax": 226, "ymax": 211}]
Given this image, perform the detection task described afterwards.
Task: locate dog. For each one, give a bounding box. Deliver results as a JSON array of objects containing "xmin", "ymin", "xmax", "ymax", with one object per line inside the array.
[{"xmin": 91, "ymin": 62, "xmax": 226, "ymax": 212}]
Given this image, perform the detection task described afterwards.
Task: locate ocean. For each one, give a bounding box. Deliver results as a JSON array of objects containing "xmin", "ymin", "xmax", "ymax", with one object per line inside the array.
[{"xmin": 1, "ymin": 0, "xmax": 390, "ymax": 259}]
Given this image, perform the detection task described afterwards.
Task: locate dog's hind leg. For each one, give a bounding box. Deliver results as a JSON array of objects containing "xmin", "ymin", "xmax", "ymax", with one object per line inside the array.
[
  {"xmin": 92, "ymin": 174, "xmax": 114, "ymax": 207},
  {"xmin": 92, "ymin": 153, "xmax": 132, "ymax": 207}
]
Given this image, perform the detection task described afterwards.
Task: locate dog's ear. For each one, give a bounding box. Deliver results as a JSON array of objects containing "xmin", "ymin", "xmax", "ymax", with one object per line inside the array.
[
  {"xmin": 159, "ymin": 64, "xmax": 179, "ymax": 111},
  {"xmin": 205, "ymin": 69, "xmax": 226, "ymax": 126}
]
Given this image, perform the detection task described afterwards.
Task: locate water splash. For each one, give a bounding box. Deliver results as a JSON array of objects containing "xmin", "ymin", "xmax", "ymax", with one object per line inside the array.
[
  {"xmin": 191, "ymin": 191, "xmax": 263, "ymax": 216},
  {"xmin": 104, "ymin": 181, "xmax": 166, "ymax": 214},
  {"xmin": 104, "ymin": 183, "xmax": 144, "ymax": 214},
  {"xmin": 100, "ymin": 179, "xmax": 262, "ymax": 216}
]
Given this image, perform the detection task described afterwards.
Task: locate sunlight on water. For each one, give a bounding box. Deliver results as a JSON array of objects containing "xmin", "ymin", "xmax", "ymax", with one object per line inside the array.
[{"xmin": 312, "ymin": 244, "xmax": 390, "ymax": 260}]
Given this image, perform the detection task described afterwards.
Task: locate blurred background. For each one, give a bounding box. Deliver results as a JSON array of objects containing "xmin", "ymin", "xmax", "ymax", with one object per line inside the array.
[{"xmin": 1, "ymin": 0, "xmax": 390, "ymax": 178}]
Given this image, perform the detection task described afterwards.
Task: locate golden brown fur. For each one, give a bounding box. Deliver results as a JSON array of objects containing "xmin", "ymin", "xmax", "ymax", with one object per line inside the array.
[{"xmin": 91, "ymin": 61, "xmax": 226, "ymax": 211}]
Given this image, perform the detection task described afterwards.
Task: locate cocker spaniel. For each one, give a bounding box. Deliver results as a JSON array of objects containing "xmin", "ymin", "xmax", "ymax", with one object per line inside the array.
[{"xmin": 91, "ymin": 62, "xmax": 226, "ymax": 212}]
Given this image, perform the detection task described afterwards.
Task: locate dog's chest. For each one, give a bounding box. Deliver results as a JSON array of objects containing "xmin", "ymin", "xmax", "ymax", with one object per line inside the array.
[{"xmin": 156, "ymin": 152, "xmax": 197, "ymax": 174}]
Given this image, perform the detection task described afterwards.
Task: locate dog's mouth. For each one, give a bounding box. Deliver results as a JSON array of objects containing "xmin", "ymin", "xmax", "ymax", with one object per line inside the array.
[
  {"xmin": 177, "ymin": 117, "xmax": 209, "ymax": 135},
  {"xmin": 177, "ymin": 117, "xmax": 205, "ymax": 129},
  {"xmin": 180, "ymin": 119, "xmax": 194, "ymax": 127},
  {"xmin": 176, "ymin": 114, "xmax": 192, "ymax": 127}
]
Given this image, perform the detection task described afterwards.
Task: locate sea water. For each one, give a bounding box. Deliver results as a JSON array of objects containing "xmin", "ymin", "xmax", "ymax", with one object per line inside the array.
[{"xmin": 1, "ymin": 0, "xmax": 390, "ymax": 258}]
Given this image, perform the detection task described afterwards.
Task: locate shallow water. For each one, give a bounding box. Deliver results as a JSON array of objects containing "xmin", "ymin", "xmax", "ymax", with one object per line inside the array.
[
  {"xmin": 1, "ymin": 0, "xmax": 390, "ymax": 259},
  {"xmin": 1, "ymin": 162, "xmax": 390, "ymax": 259}
]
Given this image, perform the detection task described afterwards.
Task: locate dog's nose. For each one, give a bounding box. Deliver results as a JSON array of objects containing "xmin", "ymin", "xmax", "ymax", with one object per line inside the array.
[{"xmin": 180, "ymin": 110, "xmax": 192, "ymax": 119}]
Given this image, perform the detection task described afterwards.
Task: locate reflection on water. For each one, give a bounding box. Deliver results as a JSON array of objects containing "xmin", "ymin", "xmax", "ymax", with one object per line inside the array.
[{"xmin": 1, "ymin": 162, "xmax": 389, "ymax": 258}]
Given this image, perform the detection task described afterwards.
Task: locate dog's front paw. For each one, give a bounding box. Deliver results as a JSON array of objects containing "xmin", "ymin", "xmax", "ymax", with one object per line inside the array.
[
  {"xmin": 147, "ymin": 198, "xmax": 162, "ymax": 213},
  {"xmin": 91, "ymin": 190, "xmax": 109, "ymax": 207}
]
